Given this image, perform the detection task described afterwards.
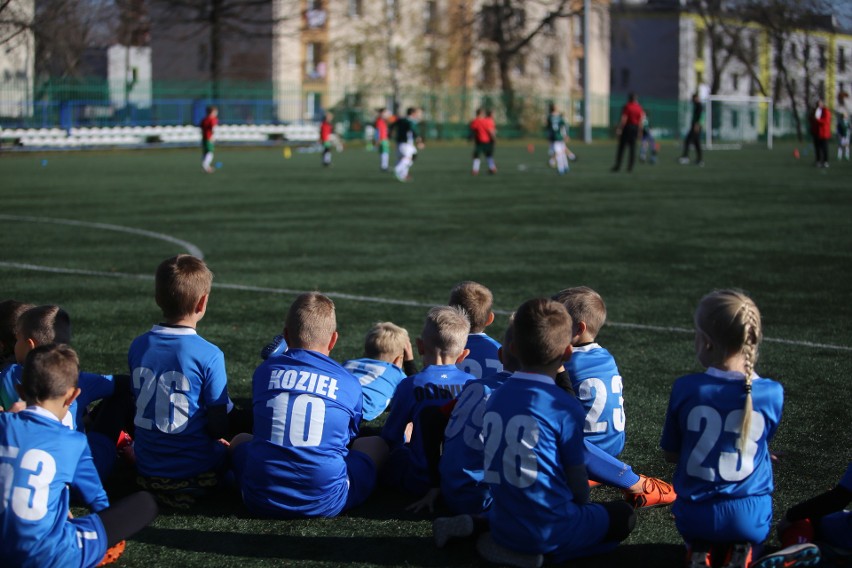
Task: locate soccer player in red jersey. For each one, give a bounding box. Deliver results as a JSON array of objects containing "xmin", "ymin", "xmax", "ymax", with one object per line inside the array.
[
  {"xmin": 200, "ymin": 106, "xmax": 218, "ymax": 173},
  {"xmin": 320, "ymin": 112, "xmax": 334, "ymax": 167},
  {"xmin": 470, "ymin": 109, "xmax": 496, "ymax": 175},
  {"xmin": 612, "ymin": 93, "xmax": 645, "ymax": 173},
  {"xmin": 374, "ymin": 108, "xmax": 390, "ymax": 171}
]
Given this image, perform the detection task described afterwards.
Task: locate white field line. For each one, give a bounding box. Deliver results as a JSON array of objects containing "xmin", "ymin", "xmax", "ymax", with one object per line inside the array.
[
  {"xmin": 0, "ymin": 215, "xmax": 205, "ymax": 259},
  {"xmin": 1, "ymin": 261, "xmax": 851, "ymax": 353}
]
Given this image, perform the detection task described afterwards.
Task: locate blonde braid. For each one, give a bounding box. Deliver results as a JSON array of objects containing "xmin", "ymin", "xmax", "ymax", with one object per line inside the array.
[{"xmin": 737, "ymin": 300, "xmax": 761, "ymax": 452}]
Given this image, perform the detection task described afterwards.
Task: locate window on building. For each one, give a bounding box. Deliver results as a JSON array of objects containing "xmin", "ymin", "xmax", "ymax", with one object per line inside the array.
[
  {"xmin": 573, "ymin": 15, "xmax": 583, "ymax": 44},
  {"xmin": 696, "ymin": 29, "xmax": 706, "ymax": 58},
  {"xmin": 544, "ymin": 54, "xmax": 558, "ymax": 77},
  {"xmin": 819, "ymin": 44, "xmax": 827, "ymax": 69},
  {"xmin": 840, "ymin": 47, "xmax": 847, "ymax": 72},
  {"xmin": 386, "ymin": 0, "xmax": 399, "ymax": 23},
  {"xmin": 732, "ymin": 110, "xmax": 739, "ymax": 129},
  {"xmin": 621, "ymin": 67, "xmax": 630, "ymax": 89},
  {"xmin": 306, "ymin": 92, "xmax": 322, "ymax": 120},
  {"xmin": 544, "ymin": 18, "xmax": 556, "ymax": 37},
  {"xmin": 348, "ymin": 0, "xmax": 362, "ymax": 17},
  {"xmin": 348, "ymin": 45, "xmax": 361, "ymax": 70},
  {"xmin": 306, "ymin": 1, "xmax": 327, "ymax": 29},
  {"xmin": 819, "ymin": 80, "xmax": 825, "ymax": 99},
  {"xmin": 306, "ymin": 42, "xmax": 325, "ymax": 78},
  {"xmin": 577, "ymin": 57, "xmax": 584, "ymax": 88},
  {"xmin": 732, "ymin": 73, "xmax": 739, "ymax": 91},
  {"xmin": 424, "ymin": 1, "xmax": 437, "ymax": 34}
]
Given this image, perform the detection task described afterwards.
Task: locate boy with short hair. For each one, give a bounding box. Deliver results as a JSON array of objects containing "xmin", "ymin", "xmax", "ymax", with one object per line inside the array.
[
  {"xmin": 344, "ymin": 321, "xmax": 417, "ymax": 421},
  {"xmin": 128, "ymin": 254, "xmax": 230, "ymax": 504},
  {"xmin": 0, "ymin": 343, "xmax": 157, "ymax": 567},
  {"xmin": 0, "ymin": 299, "xmax": 33, "ymax": 411},
  {"xmin": 232, "ymin": 292, "xmax": 388, "ymax": 518},
  {"xmin": 381, "ymin": 306, "xmax": 475, "ymax": 497},
  {"xmin": 480, "ymin": 298, "xmax": 636, "ymax": 566},
  {"xmin": 200, "ymin": 105, "xmax": 218, "ymax": 173},
  {"xmin": 449, "ymin": 281, "xmax": 503, "ymax": 379},
  {"xmin": 553, "ymin": 286, "xmax": 674, "ymax": 508},
  {"xmin": 1, "ymin": 305, "xmax": 115, "ymax": 431}
]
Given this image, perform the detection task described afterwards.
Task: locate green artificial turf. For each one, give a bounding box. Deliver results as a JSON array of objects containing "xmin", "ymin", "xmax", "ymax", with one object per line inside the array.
[{"xmin": 1, "ymin": 140, "xmax": 850, "ymax": 567}]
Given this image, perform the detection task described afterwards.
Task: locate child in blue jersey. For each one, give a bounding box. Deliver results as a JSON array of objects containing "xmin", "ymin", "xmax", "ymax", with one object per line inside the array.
[
  {"xmin": 0, "ymin": 344, "xmax": 157, "ymax": 568},
  {"xmin": 128, "ymin": 255, "xmax": 231, "ymax": 506},
  {"xmin": 661, "ymin": 290, "xmax": 784, "ymax": 568},
  {"xmin": 449, "ymin": 281, "xmax": 503, "ymax": 379},
  {"xmin": 750, "ymin": 461, "xmax": 851, "ymax": 568},
  {"xmin": 381, "ymin": 306, "xmax": 475, "ymax": 498},
  {"xmin": 477, "ymin": 298, "xmax": 636, "ymax": 567},
  {"xmin": 344, "ymin": 321, "xmax": 417, "ymax": 422},
  {"xmin": 231, "ymin": 292, "xmax": 388, "ymax": 518},
  {"xmin": 0, "ymin": 300, "xmax": 32, "ymax": 412}
]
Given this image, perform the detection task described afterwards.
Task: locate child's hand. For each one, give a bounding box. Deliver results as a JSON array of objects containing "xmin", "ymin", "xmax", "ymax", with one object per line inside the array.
[
  {"xmin": 403, "ymin": 340, "xmax": 414, "ymax": 362},
  {"xmin": 405, "ymin": 488, "xmax": 440, "ymax": 514},
  {"xmin": 9, "ymin": 401, "xmax": 24, "ymax": 413}
]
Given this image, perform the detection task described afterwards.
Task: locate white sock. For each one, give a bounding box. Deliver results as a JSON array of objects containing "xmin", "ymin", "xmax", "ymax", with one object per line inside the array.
[
  {"xmin": 557, "ymin": 153, "xmax": 568, "ymax": 174},
  {"xmin": 202, "ymin": 152, "xmax": 213, "ymax": 169},
  {"xmin": 395, "ymin": 158, "xmax": 411, "ymax": 178},
  {"xmin": 380, "ymin": 152, "xmax": 389, "ymax": 169},
  {"xmin": 472, "ymin": 158, "xmax": 481, "ymax": 173},
  {"xmin": 487, "ymin": 158, "xmax": 495, "ymax": 170},
  {"xmin": 323, "ymin": 150, "xmax": 331, "ymax": 165}
]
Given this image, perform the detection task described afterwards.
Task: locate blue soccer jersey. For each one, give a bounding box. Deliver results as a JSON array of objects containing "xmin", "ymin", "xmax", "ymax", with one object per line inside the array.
[
  {"xmin": 660, "ymin": 368, "xmax": 784, "ymax": 503},
  {"xmin": 484, "ymin": 372, "xmax": 608, "ymax": 556},
  {"xmin": 128, "ymin": 325, "xmax": 230, "ymax": 479},
  {"xmin": 343, "ymin": 358, "xmax": 406, "ymax": 421},
  {"xmin": 567, "ymin": 344, "xmax": 626, "ymax": 457},
  {"xmin": 381, "ymin": 365, "xmax": 475, "ymax": 489},
  {"xmin": 239, "ymin": 348, "xmax": 364, "ymax": 518},
  {"xmin": 0, "ymin": 363, "xmax": 99, "ymax": 431},
  {"xmin": 0, "ymin": 407, "xmax": 110, "ymax": 567},
  {"xmin": 440, "ymin": 370, "xmax": 511, "ymax": 514},
  {"xmin": 457, "ymin": 333, "xmax": 503, "ymax": 379}
]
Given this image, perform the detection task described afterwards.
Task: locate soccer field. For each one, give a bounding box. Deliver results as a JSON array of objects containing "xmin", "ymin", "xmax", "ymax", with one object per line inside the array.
[{"xmin": 1, "ymin": 141, "xmax": 851, "ymax": 567}]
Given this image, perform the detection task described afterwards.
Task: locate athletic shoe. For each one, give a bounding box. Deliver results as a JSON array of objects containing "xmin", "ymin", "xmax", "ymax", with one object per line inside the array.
[
  {"xmin": 115, "ymin": 431, "xmax": 135, "ymax": 466},
  {"xmin": 588, "ymin": 479, "xmax": 602, "ymax": 488},
  {"xmin": 750, "ymin": 543, "xmax": 821, "ymax": 568},
  {"xmin": 780, "ymin": 519, "xmax": 815, "ymax": 548},
  {"xmin": 719, "ymin": 542, "xmax": 752, "ymax": 568},
  {"xmin": 476, "ymin": 533, "xmax": 543, "ymax": 568},
  {"xmin": 623, "ymin": 475, "xmax": 676, "ymax": 509},
  {"xmin": 685, "ymin": 541, "xmax": 712, "ymax": 568},
  {"xmin": 433, "ymin": 514, "xmax": 473, "ymax": 548},
  {"xmin": 97, "ymin": 540, "xmax": 126, "ymax": 566},
  {"xmin": 260, "ymin": 334, "xmax": 287, "ymax": 360},
  {"xmin": 488, "ymin": 167, "xmax": 497, "ymax": 175}
]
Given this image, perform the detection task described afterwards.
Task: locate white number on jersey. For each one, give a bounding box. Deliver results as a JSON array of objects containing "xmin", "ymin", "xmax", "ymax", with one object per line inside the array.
[
  {"xmin": 348, "ymin": 362, "xmax": 386, "ymax": 387},
  {"xmin": 444, "ymin": 383, "xmax": 488, "ymax": 451},
  {"xmin": 686, "ymin": 405, "xmax": 766, "ymax": 482},
  {"xmin": 459, "ymin": 358, "xmax": 502, "ymax": 379},
  {"xmin": 0, "ymin": 446, "xmax": 56, "ymax": 521},
  {"xmin": 577, "ymin": 375, "xmax": 625, "ymax": 434},
  {"xmin": 267, "ymin": 392, "xmax": 326, "ymax": 447},
  {"xmin": 132, "ymin": 367, "xmax": 191, "ymax": 434},
  {"xmin": 482, "ymin": 412, "xmax": 539, "ymax": 488}
]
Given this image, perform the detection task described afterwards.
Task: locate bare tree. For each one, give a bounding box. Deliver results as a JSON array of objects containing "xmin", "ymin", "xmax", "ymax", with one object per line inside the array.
[
  {"xmin": 146, "ymin": 0, "xmax": 298, "ymax": 96},
  {"xmin": 478, "ymin": 0, "xmax": 577, "ymax": 125},
  {"xmin": 0, "ymin": 0, "xmax": 33, "ymax": 48}
]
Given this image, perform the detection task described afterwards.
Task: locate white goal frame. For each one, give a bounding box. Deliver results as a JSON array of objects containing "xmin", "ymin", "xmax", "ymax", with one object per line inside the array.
[{"xmin": 705, "ymin": 95, "xmax": 774, "ymax": 150}]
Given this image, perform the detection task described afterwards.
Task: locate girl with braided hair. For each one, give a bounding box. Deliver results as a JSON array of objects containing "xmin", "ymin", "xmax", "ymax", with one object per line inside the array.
[{"xmin": 660, "ymin": 290, "xmax": 786, "ymax": 568}]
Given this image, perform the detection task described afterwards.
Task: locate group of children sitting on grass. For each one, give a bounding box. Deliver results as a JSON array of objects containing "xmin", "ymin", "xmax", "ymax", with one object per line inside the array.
[{"xmin": 0, "ymin": 254, "xmax": 848, "ymax": 568}]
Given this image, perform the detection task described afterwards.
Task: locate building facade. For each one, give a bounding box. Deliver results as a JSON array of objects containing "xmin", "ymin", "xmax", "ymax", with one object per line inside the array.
[{"xmin": 0, "ymin": 0, "xmax": 35, "ymax": 118}]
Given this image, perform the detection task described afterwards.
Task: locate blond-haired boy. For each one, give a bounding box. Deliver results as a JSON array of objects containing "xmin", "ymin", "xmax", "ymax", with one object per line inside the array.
[
  {"xmin": 380, "ymin": 306, "xmax": 475, "ymax": 496},
  {"xmin": 449, "ymin": 281, "xmax": 503, "ymax": 379},
  {"xmin": 232, "ymin": 292, "xmax": 388, "ymax": 518},
  {"xmin": 128, "ymin": 255, "xmax": 230, "ymax": 503},
  {"xmin": 0, "ymin": 344, "xmax": 157, "ymax": 567},
  {"xmin": 554, "ymin": 286, "xmax": 674, "ymax": 509},
  {"xmin": 344, "ymin": 321, "xmax": 417, "ymax": 421}
]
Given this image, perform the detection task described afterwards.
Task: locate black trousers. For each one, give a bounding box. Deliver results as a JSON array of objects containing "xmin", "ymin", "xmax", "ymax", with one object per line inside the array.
[
  {"xmin": 614, "ymin": 124, "xmax": 639, "ymax": 171},
  {"xmin": 682, "ymin": 128, "xmax": 702, "ymax": 161},
  {"xmin": 814, "ymin": 137, "xmax": 829, "ymax": 163}
]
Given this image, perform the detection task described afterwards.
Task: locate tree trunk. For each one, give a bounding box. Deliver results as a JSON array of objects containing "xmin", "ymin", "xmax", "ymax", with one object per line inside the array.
[
  {"xmin": 497, "ymin": 50, "xmax": 517, "ymax": 127},
  {"xmin": 210, "ymin": 0, "xmax": 222, "ymax": 99}
]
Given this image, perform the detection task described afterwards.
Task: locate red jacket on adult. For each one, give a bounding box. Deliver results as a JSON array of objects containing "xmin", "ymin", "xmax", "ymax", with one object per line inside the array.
[{"xmin": 812, "ymin": 106, "xmax": 832, "ymax": 140}]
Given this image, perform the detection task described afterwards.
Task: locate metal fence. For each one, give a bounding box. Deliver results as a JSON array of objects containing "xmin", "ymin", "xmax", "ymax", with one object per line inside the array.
[{"xmin": 0, "ymin": 77, "xmax": 799, "ymax": 142}]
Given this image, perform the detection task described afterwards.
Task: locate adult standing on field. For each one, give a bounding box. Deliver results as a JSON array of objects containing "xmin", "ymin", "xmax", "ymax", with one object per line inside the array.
[
  {"xmin": 811, "ymin": 99, "xmax": 832, "ymax": 168},
  {"xmin": 679, "ymin": 93, "xmax": 704, "ymax": 166},
  {"xmin": 611, "ymin": 93, "xmax": 644, "ymax": 173}
]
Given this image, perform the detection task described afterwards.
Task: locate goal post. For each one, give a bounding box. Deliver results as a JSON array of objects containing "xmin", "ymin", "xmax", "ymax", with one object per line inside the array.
[{"xmin": 705, "ymin": 95, "xmax": 774, "ymax": 150}]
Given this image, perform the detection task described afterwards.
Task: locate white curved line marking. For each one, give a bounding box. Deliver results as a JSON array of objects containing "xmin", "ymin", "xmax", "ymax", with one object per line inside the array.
[
  {"xmin": 0, "ymin": 215, "xmax": 204, "ymax": 259},
  {"xmin": 0, "ymin": 261, "xmax": 850, "ymax": 353}
]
